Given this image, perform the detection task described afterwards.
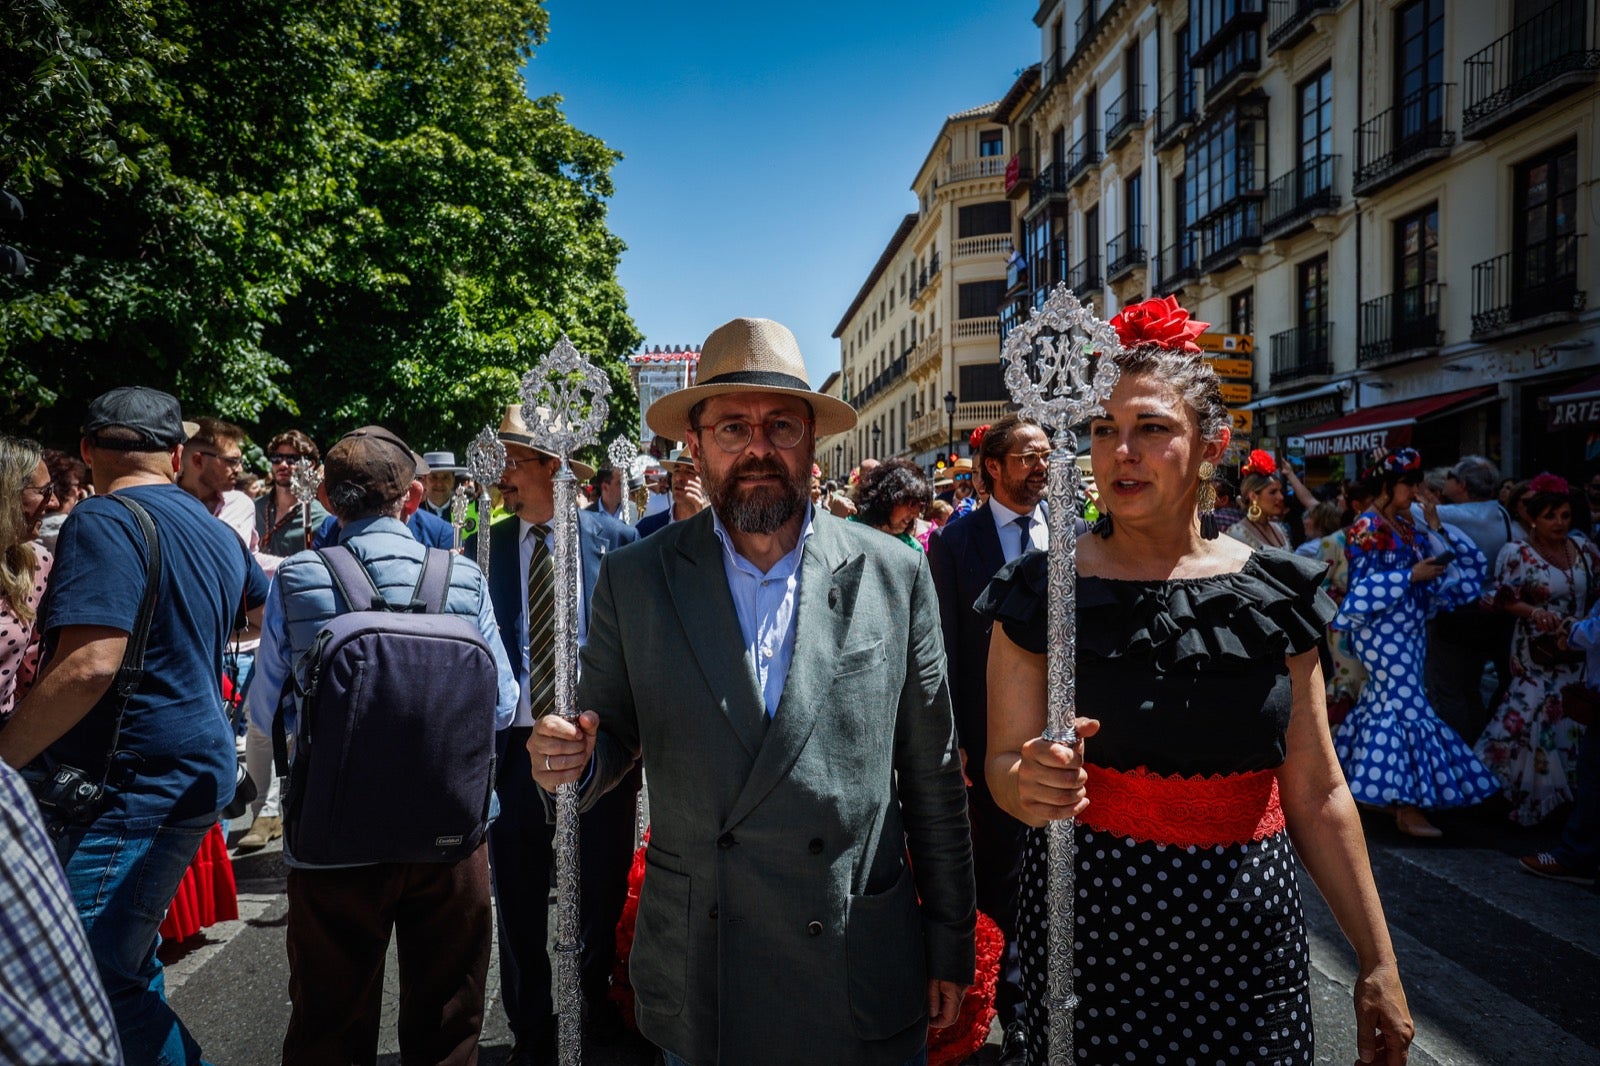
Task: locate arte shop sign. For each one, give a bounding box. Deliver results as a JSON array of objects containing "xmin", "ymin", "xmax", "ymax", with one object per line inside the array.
[
  {"xmin": 1548, "ymin": 395, "xmax": 1600, "ymax": 431},
  {"xmin": 1302, "ymin": 425, "xmax": 1411, "ymax": 458}
]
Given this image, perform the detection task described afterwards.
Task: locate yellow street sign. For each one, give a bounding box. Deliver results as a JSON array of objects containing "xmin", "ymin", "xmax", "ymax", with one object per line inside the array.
[
  {"xmin": 1196, "ymin": 333, "xmax": 1254, "ymax": 354},
  {"xmin": 1229, "ymin": 409, "xmax": 1254, "ymax": 435},
  {"xmin": 1208, "ymin": 358, "xmax": 1254, "ymax": 380},
  {"xmin": 1219, "ymin": 382, "xmax": 1253, "ymax": 405}
]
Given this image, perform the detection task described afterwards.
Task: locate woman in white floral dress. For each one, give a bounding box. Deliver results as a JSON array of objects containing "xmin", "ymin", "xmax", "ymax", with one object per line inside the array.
[{"xmin": 1476, "ymin": 474, "xmax": 1598, "ymax": 825}]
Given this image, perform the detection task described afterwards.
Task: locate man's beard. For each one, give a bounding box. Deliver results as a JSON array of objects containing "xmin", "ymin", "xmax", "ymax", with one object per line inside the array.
[
  {"xmin": 704, "ymin": 454, "xmax": 808, "ymax": 535},
  {"xmin": 1001, "ymin": 468, "xmax": 1045, "ymax": 510}
]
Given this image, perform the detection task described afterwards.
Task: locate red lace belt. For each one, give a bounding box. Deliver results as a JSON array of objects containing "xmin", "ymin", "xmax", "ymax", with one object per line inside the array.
[{"xmin": 1078, "ymin": 764, "xmax": 1285, "ymax": 848}]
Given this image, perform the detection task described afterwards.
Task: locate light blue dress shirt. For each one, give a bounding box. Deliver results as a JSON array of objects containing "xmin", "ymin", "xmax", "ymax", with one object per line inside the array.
[{"xmin": 710, "ymin": 504, "xmax": 816, "ymax": 718}]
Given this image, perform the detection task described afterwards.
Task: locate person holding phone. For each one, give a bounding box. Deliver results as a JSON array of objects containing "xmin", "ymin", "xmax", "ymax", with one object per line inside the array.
[{"xmin": 1332, "ymin": 448, "xmax": 1501, "ymax": 837}]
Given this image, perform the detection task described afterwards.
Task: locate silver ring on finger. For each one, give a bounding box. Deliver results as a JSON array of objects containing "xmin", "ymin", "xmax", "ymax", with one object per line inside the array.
[{"xmin": 544, "ymin": 755, "xmax": 552, "ymax": 772}]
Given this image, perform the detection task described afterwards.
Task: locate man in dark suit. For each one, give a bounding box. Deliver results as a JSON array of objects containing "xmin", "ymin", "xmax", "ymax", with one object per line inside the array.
[
  {"xmin": 925, "ymin": 411, "xmax": 1071, "ymax": 1063},
  {"xmin": 464, "ymin": 404, "xmax": 640, "ymax": 1065},
  {"xmin": 532, "ymin": 317, "xmax": 974, "ymax": 1066}
]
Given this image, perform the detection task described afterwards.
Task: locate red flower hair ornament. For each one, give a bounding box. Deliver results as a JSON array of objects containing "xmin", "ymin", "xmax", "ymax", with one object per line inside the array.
[
  {"xmin": 1108, "ymin": 295, "xmax": 1211, "ymax": 352},
  {"xmin": 969, "ymin": 424, "xmax": 989, "ymax": 451},
  {"xmin": 1241, "ymin": 449, "xmax": 1278, "ymax": 478},
  {"xmin": 1529, "ymin": 472, "xmax": 1570, "ymax": 496}
]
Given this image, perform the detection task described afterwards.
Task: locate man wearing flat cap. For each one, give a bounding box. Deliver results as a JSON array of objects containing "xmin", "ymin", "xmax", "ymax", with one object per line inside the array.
[
  {"xmin": 1, "ymin": 385, "xmax": 271, "ymax": 1064},
  {"xmin": 247, "ymin": 424, "xmax": 518, "ymax": 1063},
  {"xmin": 532, "ymin": 317, "xmax": 975, "ymax": 1066}
]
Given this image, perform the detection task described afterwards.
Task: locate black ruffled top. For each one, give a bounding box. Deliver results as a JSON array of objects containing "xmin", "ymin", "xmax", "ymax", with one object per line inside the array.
[{"xmin": 974, "ymin": 548, "xmax": 1336, "ymax": 776}]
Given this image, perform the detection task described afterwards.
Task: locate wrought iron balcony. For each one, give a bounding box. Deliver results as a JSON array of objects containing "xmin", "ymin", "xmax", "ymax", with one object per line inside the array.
[
  {"xmin": 1028, "ymin": 162, "xmax": 1069, "ymax": 209},
  {"xmin": 908, "ymin": 251, "xmax": 942, "ymax": 303},
  {"xmin": 1106, "ymin": 227, "xmax": 1147, "ymax": 282},
  {"xmin": 1198, "ymin": 201, "xmax": 1263, "ymax": 274},
  {"xmin": 1266, "ymin": 0, "xmax": 1341, "ymax": 55},
  {"xmin": 1353, "ymin": 83, "xmax": 1455, "ymax": 196},
  {"xmin": 1104, "ymin": 85, "xmax": 1147, "ymax": 152},
  {"xmin": 850, "ymin": 353, "xmax": 908, "ymax": 411},
  {"xmin": 1154, "ymin": 234, "xmax": 1200, "ymax": 294},
  {"xmin": 1463, "ymin": 0, "xmax": 1600, "ymax": 139},
  {"xmin": 1075, "ymin": 2, "xmax": 1098, "ymax": 58},
  {"xmin": 1154, "ymin": 82, "xmax": 1198, "ymax": 150},
  {"xmin": 1066, "ymin": 131, "xmax": 1101, "ymax": 187},
  {"xmin": 1470, "ymin": 238, "xmax": 1588, "ymax": 338},
  {"xmin": 1358, "ymin": 282, "xmax": 1442, "ymax": 367},
  {"xmin": 1263, "ymin": 155, "xmax": 1340, "ymax": 240},
  {"xmin": 1270, "ymin": 321, "xmax": 1334, "ymax": 384},
  {"xmin": 1068, "ymin": 252, "xmax": 1101, "ymax": 295},
  {"xmin": 1042, "ymin": 46, "xmax": 1071, "ymax": 89},
  {"xmin": 1192, "ymin": 0, "xmax": 1266, "ymax": 65}
]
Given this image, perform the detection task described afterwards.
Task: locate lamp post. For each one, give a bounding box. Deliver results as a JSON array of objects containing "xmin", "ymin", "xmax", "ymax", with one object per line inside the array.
[
  {"xmin": 944, "ymin": 390, "xmax": 958, "ymax": 462},
  {"xmin": 871, "ymin": 423, "xmax": 882, "ymax": 459}
]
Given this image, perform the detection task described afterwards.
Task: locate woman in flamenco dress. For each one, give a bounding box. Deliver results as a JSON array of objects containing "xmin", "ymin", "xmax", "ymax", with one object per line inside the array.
[{"xmin": 978, "ymin": 296, "xmax": 1413, "ymax": 1065}]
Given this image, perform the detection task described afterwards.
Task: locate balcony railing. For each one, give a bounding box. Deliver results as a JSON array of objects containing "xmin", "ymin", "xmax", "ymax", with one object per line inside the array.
[
  {"xmin": 907, "ymin": 410, "xmax": 943, "ymax": 449},
  {"xmin": 1267, "ymin": 0, "xmax": 1340, "ymax": 55},
  {"xmin": 1471, "ymin": 239, "xmax": 1588, "ymax": 337},
  {"xmin": 1353, "ymin": 83, "xmax": 1455, "ymax": 196},
  {"xmin": 1066, "ymin": 131, "xmax": 1101, "ymax": 186},
  {"xmin": 1028, "ymin": 162, "xmax": 1069, "ymax": 209},
  {"xmin": 1270, "ymin": 321, "xmax": 1334, "ymax": 384},
  {"xmin": 1106, "ymin": 226, "xmax": 1147, "ymax": 281},
  {"xmin": 1192, "ymin": 0, "xmax": 1266, "ymax": 65},
  {"xmin": 1463, "ymin": 0, "xmax": 1600, "ymax": 139},
  {"xmin": 1198, "ymin": 201, "xmax": 1264, "ymax": 274},
  {"xmin": 954, "ymin": 235, "xmax": 1013, "ymax": 260},
  {"xmin": 1154, "ymin": 234, "xmax": 1201, "ymax": 293},
  {"xmin": 1043, "ymin": 46, "xmax": 1071, "ymax": 88},
  {"xmin": 1263, "ymin": 154, "xmax": 1340, "ymax": 239},
  {"xmin": 907, "ymin": 327, "xmax": 945, "ymax": 377},
  {"xmin": 1075, "ymin": 2, "xmax": 1098, "ymax": 56},
  {"xmin": 958, "ymin": 400, "xmax": 1012, "ymax": 427},
  {"xmin": 1068, "ymin": 252, "xmax": 1102, "ymax": 294},
  {"xmin": 942, "ymin": 158, "xmax": 1008, "ymax": 185},
  {"xmin": 1104, "ymin": 85, "xmax": 1147, "ymax": 151},
  {"xmin": 954, "ymin": 316, "xmax": 1002, "ymax": 340},
  {"xmin": 1358, "ymin": 282, "xmax": 1442, "ymax": 367},
  {"xmin": 908, "ymin": 251, "xmax": 942, "ymax": 303},
  {"xmin": 850, "ymin": 353, "xmax": 908, "ymax": 411},
  {"xmin": 1154, "ymin": 82, "xmax": 1198, "ymax": 150}
]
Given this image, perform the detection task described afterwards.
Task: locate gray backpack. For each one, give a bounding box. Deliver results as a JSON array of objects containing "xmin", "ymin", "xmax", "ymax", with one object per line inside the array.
[{"xmin": 273, "ymin": 546, "xmax": 497, "ymax": 864}]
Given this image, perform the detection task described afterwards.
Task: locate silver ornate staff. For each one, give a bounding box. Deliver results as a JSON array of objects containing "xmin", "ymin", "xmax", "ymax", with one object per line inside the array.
[
  {"xmin": 606, "ymin": 434, "xmax": 637, "ymax": 523},
  {"xmin": 466, "ymin": 425, "xmax": 506, "ymax": 576},
  {"xmin": 521, "ymin": 335, "xmax": 610, "ymax": 1066},
  {"xmin": 289, "ymin": 458, "xmax": 322, "ymax": 551},
  {"xmin": 449, "ymin": 483, "xmax": 471, "ymax": 551},
  {"xmin": 1001, "ymin": 283, "xmax": 1121, "ymax": 1065}
]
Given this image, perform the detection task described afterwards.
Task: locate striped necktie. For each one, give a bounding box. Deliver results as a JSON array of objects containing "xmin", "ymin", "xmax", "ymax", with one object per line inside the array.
[{"xmin": 526, "ymin": 523, "xmax": 556, "ymax": 719}]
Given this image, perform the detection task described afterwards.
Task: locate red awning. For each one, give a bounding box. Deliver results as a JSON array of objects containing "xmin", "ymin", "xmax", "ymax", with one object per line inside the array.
[
  {"xmin": 1546, "ymin": 372, "xmax": 1600, "ymax": 430},
  {"xmin": 1299, "ymin": 386, "xmax": 1497, "ymax": 458}
]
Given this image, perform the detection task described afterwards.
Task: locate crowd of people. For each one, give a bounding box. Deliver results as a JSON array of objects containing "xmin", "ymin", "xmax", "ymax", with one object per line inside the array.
[{"xmin": 0, "ymin": 301, "xmax": 1594, "ymax": 1066}]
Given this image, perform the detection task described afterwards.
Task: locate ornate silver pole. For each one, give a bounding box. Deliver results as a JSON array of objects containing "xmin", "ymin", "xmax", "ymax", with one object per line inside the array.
[
  {"xmin": 466, "ymin": 426, "xmax": 506, "ymax": 576},
  {"xmin": 289, "ymin": 458, "xmax": 322, "ymax": 551},
  {"xmin": 1002, "ymin": 284, "xmax": 1121, "ymax": 1065},
  {"xmin": 449, "ymin": 483, "xmax": 471, "ymax": 551},
  {"xmin": 521, "ymin": 335, "xmax": 610, "ymax": 1066},
  {"xmin": 606, "ymin": 434, "xmax": 637, "ymax": 524}
]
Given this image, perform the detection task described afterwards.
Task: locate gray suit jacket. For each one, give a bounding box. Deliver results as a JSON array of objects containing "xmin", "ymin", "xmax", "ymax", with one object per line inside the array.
[{"xmin": 577, "ymin": 509, "xmax": 975, "ymax": 1065}]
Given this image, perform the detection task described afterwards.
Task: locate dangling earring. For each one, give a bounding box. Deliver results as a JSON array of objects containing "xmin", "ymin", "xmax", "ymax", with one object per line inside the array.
[
  {"xmin": 1093, "ymin": 513, "xmax": 1114, "ymax": 538},
  {"xmin": 1198, "ymin": 461, "xmax": 1219, "ymax": 540},
  {"xmin": 1246, "ymin": 500, "xmax": 1264, "ymax": 523}
]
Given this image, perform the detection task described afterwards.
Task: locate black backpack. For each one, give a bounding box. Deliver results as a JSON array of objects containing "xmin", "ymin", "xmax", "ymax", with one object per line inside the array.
[{"xmin": 274, "ymin": 546, "xmax": 497, "ymax": 864}]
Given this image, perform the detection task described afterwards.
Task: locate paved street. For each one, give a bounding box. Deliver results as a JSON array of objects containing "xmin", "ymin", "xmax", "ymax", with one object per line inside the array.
[{"xmin": 164, "ymin": 806, "xmax": 1600, "ymax": 1065}]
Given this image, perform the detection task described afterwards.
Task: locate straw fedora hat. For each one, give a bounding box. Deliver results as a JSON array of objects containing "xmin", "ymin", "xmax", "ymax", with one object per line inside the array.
[
  {"xmin": 495, "ymin": 403, "xmax": 596, "ymax": 480},
  {"xmin": 644, "ymin": 317, "xmax": 858, "ymax": 440}
]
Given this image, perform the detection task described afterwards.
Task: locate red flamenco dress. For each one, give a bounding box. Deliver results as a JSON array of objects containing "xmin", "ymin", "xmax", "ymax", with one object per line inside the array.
[
  {"xmin": 976, "ymin": 547, "xmax": 1337, "ymax": 1065},
  {"xmin": 158, "ymin": 675, "xmax": 242, "ymax": 943}
]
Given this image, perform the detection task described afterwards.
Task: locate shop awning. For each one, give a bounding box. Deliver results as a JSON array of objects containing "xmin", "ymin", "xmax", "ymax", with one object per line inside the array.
[
  {"xmin": 1298, "ymin": 386, "xmax": 1497, "ymax": 458},
  {"xmin": 1546, "ymin": 372, "xmax": 1600, "ymax": 430}
]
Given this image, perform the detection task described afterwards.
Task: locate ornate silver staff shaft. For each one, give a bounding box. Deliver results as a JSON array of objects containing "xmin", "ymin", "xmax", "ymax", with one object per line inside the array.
[
  {"xmin": 522, "ymin": 335, "xmax": 610, "ymax": 1066},
  {"xmin": 449, "ymin": 484, "xmax": 470, "ymax": 552},
  {"xmin": 1002, "ymin": 284, "xmax": 1120, "ymax": 1066},
  {"xmin": 289, "ymin": 459, "xmax": 322, "ymax": 551},
  {"xmin": 466, "ymin": 426, "xmax": 506, "ymax": 578}
]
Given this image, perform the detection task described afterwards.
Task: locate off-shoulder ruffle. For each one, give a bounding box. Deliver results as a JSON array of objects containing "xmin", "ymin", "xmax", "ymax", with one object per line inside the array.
[{"xmin": 974, "ymin": 547, "xmax": 1336, "ymax": 667}]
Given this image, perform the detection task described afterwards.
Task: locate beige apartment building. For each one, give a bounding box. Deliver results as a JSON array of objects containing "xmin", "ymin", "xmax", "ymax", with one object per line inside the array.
[
  {"xmin": 1009, "ymin": 0, "xmax": 1599, "ymax": 481},
  {"xmin": 824, "ymin": 101, "xmax": 1023, "ymax": 475}
]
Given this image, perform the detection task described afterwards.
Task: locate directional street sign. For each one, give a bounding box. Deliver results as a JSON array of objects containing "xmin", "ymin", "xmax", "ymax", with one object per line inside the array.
[
  {"xmin": 1208, "ymin": 357, "xmax": 1254, "ymax": 380},
  {"xmin": 1219, "ymin": 382, "xmax": 1253, "ymax": 405},
  {"xmin": 1195, "ymin": 333, "xmax": 1254, "ymax": 354},
  {"xmin": 1229, "ymin": 409, "xmax": 1254, "ymax": 435}
]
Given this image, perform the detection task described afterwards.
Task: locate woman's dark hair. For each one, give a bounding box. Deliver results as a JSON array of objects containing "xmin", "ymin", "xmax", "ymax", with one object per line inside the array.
[
  {"xmin": 857, "ymin": 458, "xmax": 933, "ymax": 528},
  {"xmin": 1525, "ymin": 488, "xmax": 1574, "ymax": 521}
]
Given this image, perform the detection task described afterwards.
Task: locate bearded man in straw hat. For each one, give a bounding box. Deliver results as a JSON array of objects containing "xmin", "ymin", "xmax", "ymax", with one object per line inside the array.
[{"xmin": 531, "ymin": 317, "xmax": 975, "ymax": 1066}]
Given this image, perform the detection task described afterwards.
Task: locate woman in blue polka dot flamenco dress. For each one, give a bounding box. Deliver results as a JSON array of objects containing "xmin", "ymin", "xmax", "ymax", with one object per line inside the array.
[
  {"xmin": 1332, "ymin": 447, "xmax": 1502, "ymax": 838},
  {"xmin": 979, "ymin": 297, "xmax": 1413, "ymax": 1066}
]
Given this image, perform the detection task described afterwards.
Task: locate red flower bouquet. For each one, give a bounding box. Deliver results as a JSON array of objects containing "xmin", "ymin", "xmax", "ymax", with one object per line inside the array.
[{"xmin": 1109, "ymin": 295, "xmax": 1210, "ymax": 352}]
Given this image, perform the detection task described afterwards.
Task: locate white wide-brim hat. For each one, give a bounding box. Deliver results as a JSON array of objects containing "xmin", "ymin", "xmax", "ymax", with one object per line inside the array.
[
  {"xmin": 645, "ymin": 317, "xmax": 858, "ymax": 440},
  {"xmin": 495, "ymin": 404, "xmax": 597, "ymax": 480}
]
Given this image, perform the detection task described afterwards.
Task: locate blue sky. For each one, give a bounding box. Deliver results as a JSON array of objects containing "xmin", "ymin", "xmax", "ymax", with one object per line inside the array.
[{"xmin": 524, "ymin": 1, "xmax": 1037, "ymax": 382}]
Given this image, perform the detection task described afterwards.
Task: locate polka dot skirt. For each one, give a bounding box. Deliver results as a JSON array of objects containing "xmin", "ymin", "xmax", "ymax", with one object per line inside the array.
[{"xmin": 1016, "ymin": 824, "xmax": 1312, "ymax": 1065}]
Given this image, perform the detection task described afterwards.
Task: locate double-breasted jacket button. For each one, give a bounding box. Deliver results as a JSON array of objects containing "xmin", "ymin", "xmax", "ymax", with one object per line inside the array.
[
  {"xmin": 717, "ymin": 832, "xmax": 736, "ymax": 849},
  {"xmin": 808, "ymin": 838, "xmax": 824, "ymax": 855},
  {"xmin": 806, "ymin": 921, "xmax": 823, "ymax": 937},
  {"xmin": 708, "ymin": 905, "xmax": 719, "ymax": 920}
]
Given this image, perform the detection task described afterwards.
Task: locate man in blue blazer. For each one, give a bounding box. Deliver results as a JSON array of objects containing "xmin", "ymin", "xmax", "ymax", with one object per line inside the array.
[
  {"xmin": 633, "ymin": 447, "xmax": 706, "ymax": 537},
  {"xmin": 464, "ymin": 404, "xmax": 640, "ymax": 1064}
]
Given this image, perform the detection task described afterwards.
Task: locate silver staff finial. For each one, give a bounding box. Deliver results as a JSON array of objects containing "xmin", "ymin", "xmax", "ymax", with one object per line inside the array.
[
  {"xmin": 606, "ymin": 434, "xmax": 636, "ymax": 472},
  {"xmin": 519, "ymin": 334, "xmax": 610, "ymax": 466},
  {"xmin": 466, "ymin": 424, "xmax": 506, "ymax": 489},
  {"xmin": 289, "ymin": 458, "xmax": 322, "ymax": 506},
  {"xmin": 1003, "ymin": 284, "xmax": 1122, "ymax": 449}
]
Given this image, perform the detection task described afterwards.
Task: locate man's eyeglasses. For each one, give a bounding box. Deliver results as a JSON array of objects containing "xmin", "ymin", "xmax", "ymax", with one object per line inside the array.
[
  {"xmin": 267, "ymin": 454, "xmax": 305, "ymax": 466},
  {"xmin": 198, "ymin": 451, "xmax": 244, "ymax": 471},
  {"xmin": 693, "ymin": 415, "xmax": 812, "ymax": 453},
  {"xmin": 21, "ymin": 481, "xmax": 55, "ymax": 501},
  {"xmin": 1005, "ymin": 450, "xmax": 1051, "ymax": 469}
]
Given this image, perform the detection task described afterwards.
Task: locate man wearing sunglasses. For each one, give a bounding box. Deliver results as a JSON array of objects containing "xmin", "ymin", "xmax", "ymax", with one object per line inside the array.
[
  {"xmin": 530, "ymin": 317, "xmax": 974, "ymax": 1066},
  {"xmin": 178, "ymin": 417, "xmax": 259, "ymax": 552},
  {"xmin": 254, "ymin": 430, "xmax": 329, "ymax": 561}
]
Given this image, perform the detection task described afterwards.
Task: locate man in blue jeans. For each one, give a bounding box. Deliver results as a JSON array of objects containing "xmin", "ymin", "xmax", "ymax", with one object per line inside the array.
[{"xmin": 0, "ymin": 387, "xmax": 269, "ymax": 1065}]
